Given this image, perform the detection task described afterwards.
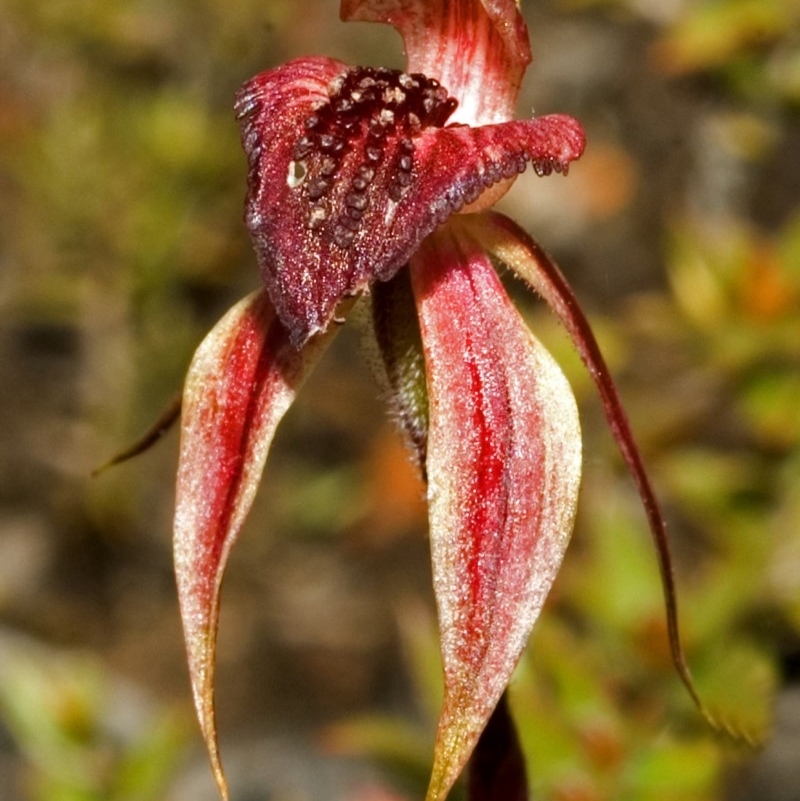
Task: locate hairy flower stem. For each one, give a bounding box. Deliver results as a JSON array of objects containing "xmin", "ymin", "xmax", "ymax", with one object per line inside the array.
[{"xmin": 467, "ymin": 692, "xmax": 528, "ymax": 801}]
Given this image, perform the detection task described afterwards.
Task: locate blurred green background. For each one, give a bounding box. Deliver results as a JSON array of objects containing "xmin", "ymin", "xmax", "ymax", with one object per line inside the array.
[{"xmin": 1, "ymin": 0, "xmax": 799, "ymax": 799}]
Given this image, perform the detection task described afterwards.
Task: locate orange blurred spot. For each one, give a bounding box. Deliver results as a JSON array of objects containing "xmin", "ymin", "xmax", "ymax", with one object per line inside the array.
[
  {"xmin": 360, "ymin": 426, "xmax": 427, "ymax": 545},
  {"xmin": 575, "ymin": 143, "xmax": 638, "ymax": 221},
  {"xmin": 578, "ymin": 720, "xmax": 625, "ymax": 772},
  {"xmin": 741, "ymin": 240, "xmax": 796, "ymax": 320}
]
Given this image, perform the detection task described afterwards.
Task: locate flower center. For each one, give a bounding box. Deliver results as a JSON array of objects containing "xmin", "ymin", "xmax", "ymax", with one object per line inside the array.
[{"xmin": 289, "ymin": 66, "xmax": 458, "ymax": 248}]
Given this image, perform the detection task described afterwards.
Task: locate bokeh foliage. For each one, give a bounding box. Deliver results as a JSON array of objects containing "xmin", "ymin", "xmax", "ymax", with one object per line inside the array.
[{"xmin": 0, "ymin": 0, "xmax": 798, "ymax": 799}]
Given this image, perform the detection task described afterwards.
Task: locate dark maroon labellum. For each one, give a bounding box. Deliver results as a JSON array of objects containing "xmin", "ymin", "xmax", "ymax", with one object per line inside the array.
[
  {"xmin": 236, "ymin": 56, "xmax": 584, "ymax": 346},
  {"xmin": 289, "ymin": 67, "xmax": 458, "ymax": 247}
]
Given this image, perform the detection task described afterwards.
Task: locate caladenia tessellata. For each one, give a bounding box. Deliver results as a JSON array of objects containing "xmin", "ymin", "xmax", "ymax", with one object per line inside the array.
[{"xmin": 165, "ymin": 1, "xmax": 721, "ymax": 799}]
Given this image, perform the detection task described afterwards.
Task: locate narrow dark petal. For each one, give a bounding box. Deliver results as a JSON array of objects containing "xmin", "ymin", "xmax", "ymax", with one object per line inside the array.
[
  {"xmin": 236, "ymin": 57, "xmax": 585, "ymax": 347},
  {"xmin": 467, "ymin": 693, "xmax": 528, "ymax": 801},
  {"xmin": 469, "ymin": 211, "xmax": 715, "ymax": 726},
  {"xmin": 91, "ymin": 392, "xmax": 181, "ymax": 476}
]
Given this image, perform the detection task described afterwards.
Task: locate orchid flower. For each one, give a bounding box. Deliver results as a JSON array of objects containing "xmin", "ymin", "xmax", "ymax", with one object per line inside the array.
[{"xmin": 173, "ymin": 1, "xmax": 709, "ymax": 799}]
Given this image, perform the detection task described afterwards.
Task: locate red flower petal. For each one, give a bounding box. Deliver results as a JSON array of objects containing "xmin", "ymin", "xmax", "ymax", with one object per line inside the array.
[
  {"xmin": 409, "ymin": 225, "xmax": 581, "ymax": 801},
  {"xmin": 470, "ymin": 210, "xmax": 717, "ymax": 726},
  {"xmin": 340, "ymin": 0, "xmax": 530, "ymax": 125},
  {"xmin": 236, "ymin": 57, "xmax": 585, "ymax": 346},
  {"xmin": 174, "ymin": 291, "xmax": 335, "ymax": 800}
]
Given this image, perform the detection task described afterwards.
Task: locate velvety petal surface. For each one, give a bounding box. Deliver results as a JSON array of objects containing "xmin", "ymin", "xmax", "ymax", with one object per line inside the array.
[
  {"xmin": 174, "ymin": 290, "xmax": 335, "ymax": 800},
  {"xmin": 409, "ymin": 226, "xmax": 581, "ymax": 801},
  {"xmin": 469, "ymin": 211, "xmax": 714, "ymax": 722},
  {"xmin": 340, "ymin": 0, "xmax": 530, "ymax": 125},
  {"xmin": 236, "ymin": 57, "xmax": 585, "ymax": 346}
]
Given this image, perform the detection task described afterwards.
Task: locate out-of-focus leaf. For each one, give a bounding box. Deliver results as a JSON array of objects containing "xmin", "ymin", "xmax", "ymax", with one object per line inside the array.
[
  {"xmin": 321, "ymin": 715, "xmax": 434, "ymax": 797},
  {"xmin": 651, "ymin": 0, "xmax": 797, "ymax": 74}
]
